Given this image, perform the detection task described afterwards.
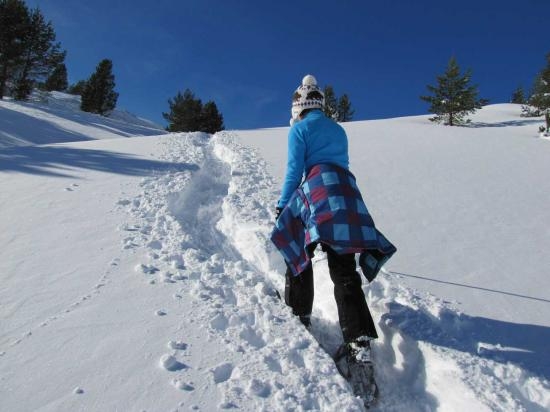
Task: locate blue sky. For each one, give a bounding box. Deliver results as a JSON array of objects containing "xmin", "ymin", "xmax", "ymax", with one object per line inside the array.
[{"xmin": 26, "ymin": 0, "xmax": 550, "ymax": 130}]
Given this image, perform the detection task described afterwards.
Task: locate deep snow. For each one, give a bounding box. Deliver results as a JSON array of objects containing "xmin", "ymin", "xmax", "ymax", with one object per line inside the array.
[{"xmin": 1, "ymin": 93, "xmax": 549, "ymax": 411}]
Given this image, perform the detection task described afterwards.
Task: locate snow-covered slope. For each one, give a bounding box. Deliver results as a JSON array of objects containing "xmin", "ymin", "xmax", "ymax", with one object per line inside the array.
[
  {"xmin": 238, "ymin": 104, "xmax": 550, "ymax": 327},
  {"xmin": 1, "ymin": 102, "xmax": 549, "ymax": 411},
  {"xmin": 0, "ymin": 91, "xmax": 165, "ymax": 149}
]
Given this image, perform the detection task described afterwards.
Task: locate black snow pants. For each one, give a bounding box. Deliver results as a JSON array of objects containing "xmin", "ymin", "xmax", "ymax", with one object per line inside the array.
[{"xmin": 284, "ymin": 245, "xmax": 378, "ymax": 342}]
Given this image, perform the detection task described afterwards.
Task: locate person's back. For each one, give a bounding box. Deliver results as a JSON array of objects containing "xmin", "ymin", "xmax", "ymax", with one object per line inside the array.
[
  {"xmin": 292, "ymin": 109, "xmax": 349, "ymax": 173},
  {"xmin": 278, "ymin": 107, "xmax": 350, "ymax": 208}
]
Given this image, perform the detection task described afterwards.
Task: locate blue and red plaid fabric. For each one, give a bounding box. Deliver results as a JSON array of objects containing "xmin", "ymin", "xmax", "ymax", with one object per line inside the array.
[{"xmin": 271, "ymin": 163, "xmax": 396, "ymax": 276}]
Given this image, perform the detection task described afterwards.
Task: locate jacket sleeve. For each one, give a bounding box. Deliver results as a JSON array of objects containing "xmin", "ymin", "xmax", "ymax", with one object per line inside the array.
[{"xmin": 278, "ymin": 126, "xmax": 306, "ymax": 208}]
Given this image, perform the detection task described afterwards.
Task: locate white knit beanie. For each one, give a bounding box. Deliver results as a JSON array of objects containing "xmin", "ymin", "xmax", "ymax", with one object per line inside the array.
[{"xmin": 290, "ymin": 74, "xmax": 324, "ymax": 125}]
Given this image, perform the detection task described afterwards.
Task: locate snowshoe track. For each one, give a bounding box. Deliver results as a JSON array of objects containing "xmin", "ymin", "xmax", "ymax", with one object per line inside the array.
[
  {"xmin": 118, "ymin": 131, "xmax": 550, "ymax": 411},
  {"xmin": 120, "ymin": 132, "xmax": 364, "ymax": 411}
]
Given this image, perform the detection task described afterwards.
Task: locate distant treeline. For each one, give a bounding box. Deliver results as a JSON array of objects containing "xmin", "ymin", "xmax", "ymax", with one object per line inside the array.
[
  {"xmin": 2, "ymin": 0, "xmax": 548, "ymax": 132},
  {"xmin": 0, "ymin": 0, "xmax": 224, "ymax": 130}
]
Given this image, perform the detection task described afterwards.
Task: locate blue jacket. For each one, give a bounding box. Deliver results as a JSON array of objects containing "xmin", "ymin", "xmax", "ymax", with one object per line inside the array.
[{"xmin": 278, "ymin": 110, "xmax": 349, "ymax": 208}]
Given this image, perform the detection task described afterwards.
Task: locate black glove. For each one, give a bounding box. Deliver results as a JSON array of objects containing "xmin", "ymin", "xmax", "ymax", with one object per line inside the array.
[{"xmin": 275, "ymin": 207, "xmax": 283, "ymax": 220}]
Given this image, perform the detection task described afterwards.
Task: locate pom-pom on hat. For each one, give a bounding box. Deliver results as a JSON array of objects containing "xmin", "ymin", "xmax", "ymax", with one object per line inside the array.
[{"xmin": 291, "ymin": 74, "xmax": 324, "ymax": 122}]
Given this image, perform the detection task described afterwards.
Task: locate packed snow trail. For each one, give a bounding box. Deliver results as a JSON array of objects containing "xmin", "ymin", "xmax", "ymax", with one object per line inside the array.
[
  {"xmin": 120, "ymin": 131, "xmax": 549, "ymax": 411},
  {"xmin": 119, "ymin": 132, "xmax": 364, "ymax": 411}
]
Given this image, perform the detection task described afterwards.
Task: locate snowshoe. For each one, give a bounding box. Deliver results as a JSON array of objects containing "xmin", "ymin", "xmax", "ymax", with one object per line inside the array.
[{"xmin": 334, "ymin": 336, "xmax": 379, "ymax": 408}]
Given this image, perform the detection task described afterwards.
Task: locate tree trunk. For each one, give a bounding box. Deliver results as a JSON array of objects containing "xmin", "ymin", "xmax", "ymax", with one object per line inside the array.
[{"xmin": 0, "ymin": 64, "xmax": 8, "ymax": 99}]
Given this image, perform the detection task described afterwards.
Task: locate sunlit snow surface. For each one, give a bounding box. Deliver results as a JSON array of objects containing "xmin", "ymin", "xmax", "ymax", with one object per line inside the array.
[{"xmin": 1, "ymin": 94, "xmax": 549, "ymax": 411}]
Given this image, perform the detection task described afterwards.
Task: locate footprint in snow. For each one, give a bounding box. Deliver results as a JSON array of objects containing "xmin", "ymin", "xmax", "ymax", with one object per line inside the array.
[
  {"xmin": 211, "ymin": 362, "xmax": 233, "ymax": 384},
  {"xmin": 125, "ymin": 227, "xmax": 140, "ymax": 233},
  {"xmin": 209, "ymin": 313, "xmax": 229, "ymax": 331},
  {"xmin": 171, "ymin": 378, "xmax": 194, "ymax": 391},
  {"xmin": 160, "ymin": 354, "xmax": 187, "ymax": 371},
  {"xmin": 288, "ymin": 349, "xmax": 306, "ymax": 368},
  {"xmin": 161, "ymin": 272, "xmax": 177, "ymax": 283},
  {"xmin": 168, "ymin": 340, "xmax": 187, "ymax": 350},
  {"xmin": 64, "ymin": 184, "xmax": 80, "ymax": 192},
  {"xmin": 264, "ymin": 355, "xmax": 282, "ymax": 373},
  {"xmin": 135, "ymin": 263, "xmax": 159, "ymax": 274},
  {"xmin": 239, "ymin": 325, "xmax": 265, "ymax": 349},
  {"xmin": 123, "ymin": 240, "xmax": 139, "ymax": 250},
  {"xmin": 147, "ymin": 240, "xmax": 163, "ymax": 250},
  {"xmin": 171, "ymin": 272, "xmax": 187, "ymax": 281},
  {"xmin": 248, "ymin": 379, "xmax": 271, "ymax": 398}
]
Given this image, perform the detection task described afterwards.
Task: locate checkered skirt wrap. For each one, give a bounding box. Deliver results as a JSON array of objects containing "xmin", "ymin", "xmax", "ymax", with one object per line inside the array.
[{"xmin": 271, "ymin": 164, "xmax": 396, "ymax": 276}]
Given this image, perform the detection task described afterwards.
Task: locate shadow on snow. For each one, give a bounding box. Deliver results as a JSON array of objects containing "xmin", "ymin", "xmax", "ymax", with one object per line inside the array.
[
  {"xmin": 469, "ymin": 119, "xmax": 543, "ymax": 128},
  {"xmin": 0, "ymin": 145, "xmax": 198, "ymax": 178},
  {"xmin": 383, "ymin": 301, "xmax": 550, "ymax": 380},
  {"xmin": 311, "ymin": 312, "xmax": 440, "ymax": 411},
  {"xmin": 0, "ymin": 103, "xmax": 162, "ymax": 149}
]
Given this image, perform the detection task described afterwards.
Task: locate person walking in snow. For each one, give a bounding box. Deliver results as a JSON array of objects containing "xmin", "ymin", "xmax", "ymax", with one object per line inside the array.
[{"xmin": 270, "ymin": 74, "xmax": 396, "ymax": 377}]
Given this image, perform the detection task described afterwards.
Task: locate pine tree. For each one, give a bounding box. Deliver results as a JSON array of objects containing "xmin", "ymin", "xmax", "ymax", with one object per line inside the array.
[
  {"xmin": 162, "ymin": 89, "xmax": 225, "ymax": 133},
  {"xmin": 44, "ymin": 62, "xmax": 68, "ymax": 91},
  {"xmin": 337, "ymin": 94, "xmax": 354, "ymax": 122},
  {"xmin": 511, "ymin": 86, "xmax": 526, "ymax": 104},
  {"xmin": 67, "ymin": 80, "xmax": 88, "ymax": 95},
  {"xmin": 323, "ymin": 85, "xmax": 338, "ymax": 120},
  {"xmin": 420, "ymin": 56, "xmax": 486, "ymax": 126},
  {"xmin": 322, "ymin": 85, "xmax": 354, "ymax": 122},
  {"xmin": 13, "ymin": 7, "xmax": 65, "ymax": 100},
  {"xmin": 162, "ymin": 89, "xmax": 203, "ymax": 132},
  {"xmin": 0, "ymin": 1, "xmax": 65, "ymax": 99},
  {"xmin": 0, "ymin": 0, "xmax": 30, "ymax": 98},
  {"xmin": 81, "ymin": 59, "xmax": 118, "ymax": 115},
  {"xmin": 200, "ymin": 101, "xmax": 224, "ymax": 134},
  {"xmin": 529, "ymin": 53, "xmax": 550, "ymax": 132}
]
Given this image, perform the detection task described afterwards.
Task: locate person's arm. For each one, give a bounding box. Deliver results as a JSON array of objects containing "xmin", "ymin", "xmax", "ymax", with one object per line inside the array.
[{"xmin": 277, "ymin": 127, "xmax": 305, "ymax": 208}]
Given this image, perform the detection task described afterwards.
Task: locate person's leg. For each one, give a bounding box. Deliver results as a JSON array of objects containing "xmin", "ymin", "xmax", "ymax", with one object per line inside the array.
[
  {"xmin": 326, "ymin": 246, "xmax": 378, "ymax": 342},
  {"xmin": 284, "ymin": 263, "xmax": 314, "ymax": 327}
]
